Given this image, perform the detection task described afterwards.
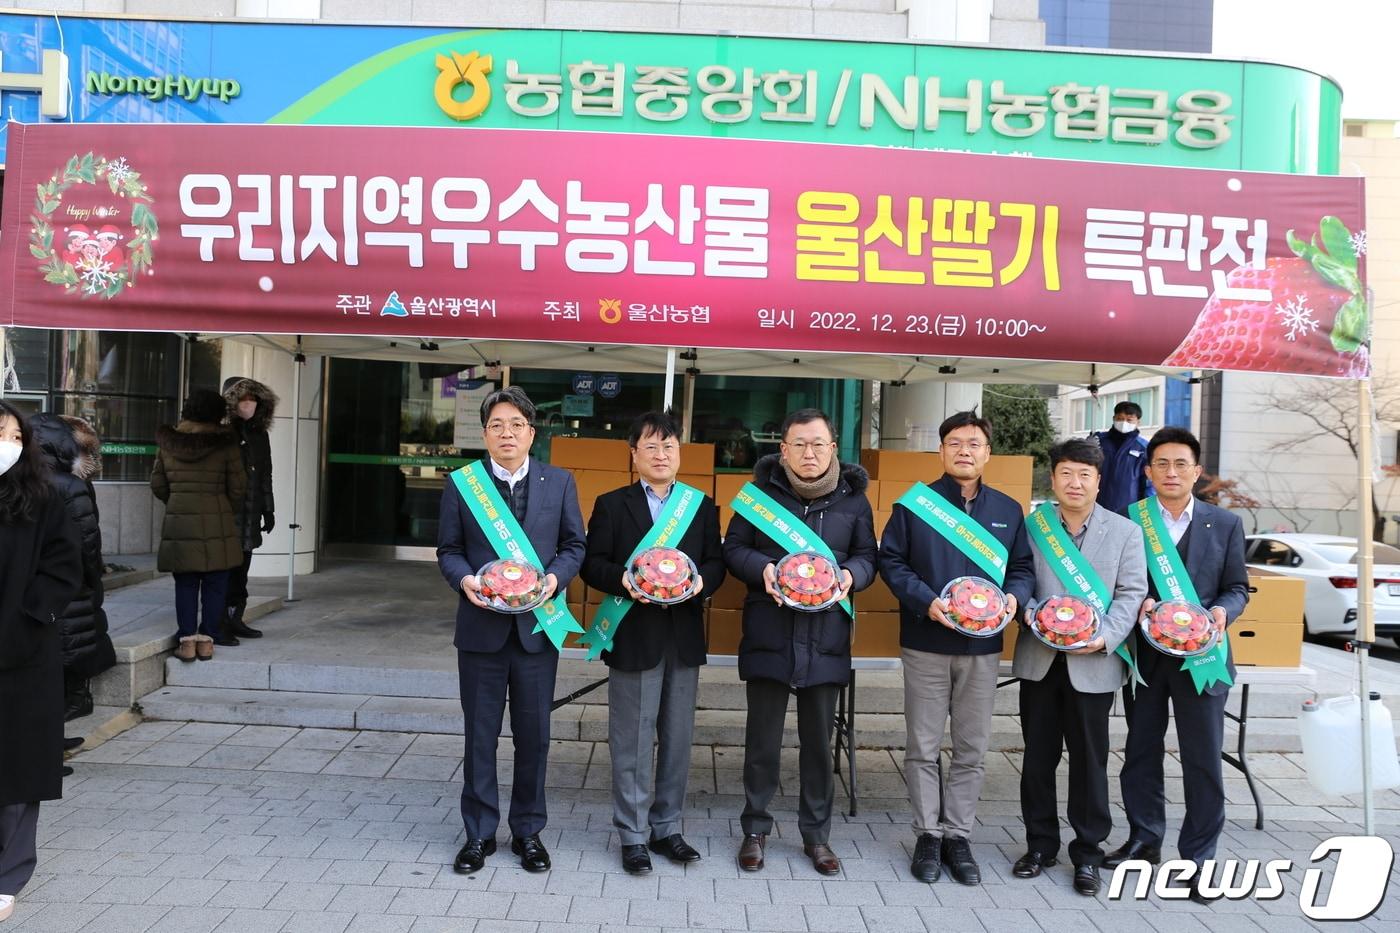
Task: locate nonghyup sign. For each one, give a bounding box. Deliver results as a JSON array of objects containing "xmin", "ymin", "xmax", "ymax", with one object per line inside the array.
[{"xmin": 0, "ymin": 12, "xmax": 1344, "ymax": 173}]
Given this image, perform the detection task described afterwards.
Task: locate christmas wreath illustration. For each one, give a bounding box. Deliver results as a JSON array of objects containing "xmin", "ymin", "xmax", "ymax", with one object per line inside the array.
[{"xmin": 29, "ymin": 153, "xmax": 157, "ymax": 299}]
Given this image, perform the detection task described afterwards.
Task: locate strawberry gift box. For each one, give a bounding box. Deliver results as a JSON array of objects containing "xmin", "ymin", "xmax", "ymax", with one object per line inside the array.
[
  {"xmin": 628, "ymin": 546, "xmax": 700, "ymax": 605},
  {"xmin": 477, "ymin": 558, "xmax": 548, "ymax": 614},
  {"xmin": 775, "ymin": 552, "xmax": 844, "ymax": 612},
  {"xmin": 1028, "ymin": 595, "xmax": 1101, "ymax": 651},
  {"xmin": 940, "ymin": 576, "xmax": 1010, "ymax": 637},
  {"xmin": 1142, "ymin": 600, "xmax": 1219, "ymax": 658}
]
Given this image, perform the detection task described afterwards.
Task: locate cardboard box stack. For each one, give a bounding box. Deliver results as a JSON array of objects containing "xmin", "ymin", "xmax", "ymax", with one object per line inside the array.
[
  {"xmin": 1231, "ymin": 570, "xmax": 1305, "ymax": 666},
  {"xmin": 551, "ymin": 436, "xmax": 631, "ymax": 524},
  {"xmin": 862, "ymin": 449, "xmax": 1034, "ymax": 516}
]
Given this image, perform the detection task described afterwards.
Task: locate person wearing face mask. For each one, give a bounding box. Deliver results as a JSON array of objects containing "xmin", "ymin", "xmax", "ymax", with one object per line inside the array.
[
  {"xmin": 1089, "ymin": 401, "xmax": 1153, "ymax": 514},
  {"xmin": 723, "ymin": 409, "xmax": 877, "ymax": 877},
  {"xmin": 0, "ymin": 401, "xmax": 84, "ymax": 923},
  {"xmin": 220, "ymin": 377, "xmax": 278, "ymax": 642}
]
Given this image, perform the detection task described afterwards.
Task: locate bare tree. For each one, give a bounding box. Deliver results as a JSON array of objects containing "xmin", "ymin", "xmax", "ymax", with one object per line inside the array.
[
  {"xmin": 1259, "ymin": 375, "xmax": 1400, "ymax": 540},
  {"xmin": 1198, "ymin": 475, "xmax": 1263, "ymax": 533}
]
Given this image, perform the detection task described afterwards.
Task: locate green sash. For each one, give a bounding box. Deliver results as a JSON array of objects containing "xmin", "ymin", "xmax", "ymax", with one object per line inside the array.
[
  {"xmin": 450, "ymin": 461, "xmax": 584, "ymax": 651},
  {"xmin": 578, "ymin": 482, "xmax": 706, "ymax": 662},
  {"xmin": 1128, "ymin": 497, "xmax": 1233, "ymax": 693},
  {"xmin": 730, "ymin": 482, "xmax": 854, "ymax": 617},
  {"xmin": 894, "ymin": 483, "xmax": 1008, "ymax": 586},
  {"xmin": 1025, "ymin": 502, "xmax": 1143, "ymax": 685}
]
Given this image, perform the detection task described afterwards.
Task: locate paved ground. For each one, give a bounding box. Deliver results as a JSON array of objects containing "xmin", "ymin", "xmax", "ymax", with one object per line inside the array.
[{"xmin": 5, "ymin": 720, "xmax": 1399, "ymax": 933}]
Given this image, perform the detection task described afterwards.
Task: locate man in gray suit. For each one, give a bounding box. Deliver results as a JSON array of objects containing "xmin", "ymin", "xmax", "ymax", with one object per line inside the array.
[{"xmin": 1011, "ymin": 439, "xmax": 1147, "ymax": 896}]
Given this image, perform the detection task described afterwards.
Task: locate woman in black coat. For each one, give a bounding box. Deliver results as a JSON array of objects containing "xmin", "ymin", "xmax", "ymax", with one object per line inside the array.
[
  {"xmin": 30, "ymin": 414, "xmax": 115, "ymax": 722},
  {"xmin": 221, "ymin": 376, "xmax": 277, "ymax": 640},
  {"xmin": 0, "ymin": 401, "xmax": 83, "ymax": 921}
]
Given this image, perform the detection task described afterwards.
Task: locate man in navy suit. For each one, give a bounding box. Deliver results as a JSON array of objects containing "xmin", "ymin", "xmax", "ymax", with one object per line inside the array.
[
  {"xmin": 1104, "ymin": 427, "xmax": 1249, "ymax": 903},
  {"xmin": 437, "ymin": 387, "xmax": 586, "ymax": 875}
]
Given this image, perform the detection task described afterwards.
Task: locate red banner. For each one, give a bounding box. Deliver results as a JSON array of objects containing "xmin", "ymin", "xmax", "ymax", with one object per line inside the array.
[{"xmin": 0, "ymin": 122, "xmax": 1369, "ymax": 377}]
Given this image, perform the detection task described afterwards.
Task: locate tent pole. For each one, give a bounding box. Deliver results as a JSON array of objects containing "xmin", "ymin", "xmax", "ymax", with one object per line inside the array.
[
  {"xmin": 1357, "ymin": 376, "xmax": 1376, "ymax": 835},
  {"xmin": 287, "ymin": 338, "xmax": 304, "ymax": 603},
  {"xmin": 663, "ymin": 348, "xmax": 677, "ymax": 412},
  {"xmin": 682, "ymin": 367, "xmax": 696, "ymax": 443},
  {"xmin": 0, "ymin": 327, "xmax": 8, "ymax": 399}
]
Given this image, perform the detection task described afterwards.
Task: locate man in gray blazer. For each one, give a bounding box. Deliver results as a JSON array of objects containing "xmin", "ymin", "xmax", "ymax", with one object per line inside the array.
[{"xmin": 1011, "ymin": 439, "xmax": 1147, "ymax": 896}]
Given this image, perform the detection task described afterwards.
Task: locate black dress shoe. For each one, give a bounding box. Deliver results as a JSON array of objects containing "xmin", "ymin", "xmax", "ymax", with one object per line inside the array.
[
  {"xmin": 910, "ymin": 833, "xmax": 941, "ymax": 883},
  {"xmin": 63, "ymin": 736, "xmax": 85, "ymax": 752},
  {"xmin": 1073, "ymin": 864, "xmax": 1102, "ymax": 896},
  {"xmin": 1103, "ymin": 840, "xmax": 1161, "ymax": 868},
  {"xmin": 649, "ymin": 834, "xmax": 701, "ymax": 863},
  {"xmin": 1012, "ymin": 851, "xmax": 1057, "ymax": 878},
  {"xmin": 227, "ymin": 618, "xmax": 263, "ymax": 639},
  {"xmin": 212, "ymin": 633, "xmax": 240, "ymax": 647},
  {"xmin": 453, "ymin": 837, "xmax": 496, "ymax": 874},
  {"xmin": 511, "ymin": 834, "xmax": 551, "ymax": 872},
  {"xmin": 622, "ymin": 844, "xmax": 653, "ymax": 874},
  {"xmin": 941, "ymin": 836, "xmax": 981, "ymax": 886},
  {"xmin": 61, "ymin": 765, "xmax": 74, "ymax": 777}
]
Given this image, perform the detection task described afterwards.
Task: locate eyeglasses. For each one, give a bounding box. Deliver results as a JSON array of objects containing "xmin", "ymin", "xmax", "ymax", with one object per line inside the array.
[
  {"xmin": 1150, "ymin": 459, "xmax": 1196, "ymax": 472},
  {"xmin": 636, "ymin": 443, "xmax": 679, "ymax": 455},
  {"xmin": 486, "ymin": 419, "xmax": 532, "ymax": 436},
  {"xmin": 785, "ymin": 441, "xmax": 832, "ymax": 454},
  {"xmin": 943, "ymin": 440, "xmax": 986, "ymax": 452}
]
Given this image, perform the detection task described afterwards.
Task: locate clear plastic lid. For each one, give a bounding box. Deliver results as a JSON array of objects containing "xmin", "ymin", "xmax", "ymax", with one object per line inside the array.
[
  {"xmin": 628, "ymin": 546, "xmax": 700, "ymax": 606},
  {"xmin": 1140, "ymin": 599, "xmax": 1219, "ymax": 658},
  {"xmin": 775, "ymin": 551, "xmax": 844, "ymax": 612},
  {"xmin": 939, "ymin": 576, "xmax": 1010, "ymax": 637},
  {"xmin": 477, "ymin": 558, "xmax": 547, "ymax": 615},
  {"xmin": 1029, "ymin": 595, "xmax": 1102, "ymax": 651}
]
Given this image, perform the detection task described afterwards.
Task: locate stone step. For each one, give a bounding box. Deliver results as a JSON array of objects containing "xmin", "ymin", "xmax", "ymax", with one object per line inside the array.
[
  {"xmin": 139, "ymin": 684, "xmax": 1342, "ymax": 753},
  {"xmin": 162, "ymin": 647, "xmax": 1335, "ymax": 723},
  {"xmin": 94, "ymin": 595, "xmax": 284, "ymax": 708}
]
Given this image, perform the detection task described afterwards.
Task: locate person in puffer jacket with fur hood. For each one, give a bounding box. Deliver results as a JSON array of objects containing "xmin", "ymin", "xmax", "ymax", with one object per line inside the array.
[
  {"xmin": 151, "ymin": 389, "xmax": 246, "ymax": 661},
  {"xmin": 28, "ymin": 414, "xmax": 116, "ymax": 722},
  {"xmin": 221, "ymin": 376, "xmax": 277, "ymax": 641}
]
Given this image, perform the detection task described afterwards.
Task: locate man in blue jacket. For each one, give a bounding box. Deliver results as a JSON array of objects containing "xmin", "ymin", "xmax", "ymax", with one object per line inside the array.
[
  {"xmin": 880, "ymin": 411, "xmax": 1036, "ymax": 885},
  {"xmin": 437, "ymin": 387, "xmax": 586, "ymax": 876},
  {"xmin": 1091, "ymin": 401, "xmax": 1152, "ymax": 513}
]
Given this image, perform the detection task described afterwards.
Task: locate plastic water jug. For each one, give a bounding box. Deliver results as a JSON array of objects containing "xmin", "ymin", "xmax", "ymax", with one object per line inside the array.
[{"xmin": 1298, "ymin": 692, "xmax": 1400, "ymax": 796}]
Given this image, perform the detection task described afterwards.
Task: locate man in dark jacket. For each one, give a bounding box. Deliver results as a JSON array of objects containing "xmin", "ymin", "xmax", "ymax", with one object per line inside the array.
[
  {"xmin": 1104, "ymin": 427, "xmax": 1249, "ymax": 904},
  {"xmin": 582, "ymin": 411, "xmax": 725, "ymax": 875},
  {"xmin": 221, "ymin": 376, "xmax": 278, "ymax": 641},
  {"xmin": 29, "ymin": 414, "xmax": 115, "ymax": 724},
  {"xmin": 1090, "ymin": 401, "xmax": 1152, "ymax": 513},
  {"xmin": 879, "ymin": 411, "xmax": 1035, "ymax": 886},
  {"xmin": 723, "ymin": 409, "xmax": 877, "ymax": 877},
  {"xmin": 437, "ymin": 387, "xmax": 586, "ymax": 876}
]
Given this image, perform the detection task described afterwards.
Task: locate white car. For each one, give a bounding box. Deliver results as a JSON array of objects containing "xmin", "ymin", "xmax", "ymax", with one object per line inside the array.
[{"xmin": 1244, "ymin": 533, "xmax": 1400, "ymax": 640}]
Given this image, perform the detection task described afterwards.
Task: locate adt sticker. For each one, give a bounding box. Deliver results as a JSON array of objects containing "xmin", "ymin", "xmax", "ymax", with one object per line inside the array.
[
  {"xmin": 598, "ymin": 373, "xmax": 622, "ymax": 399},
  {"xmin": 571, "ymin": 372, "xmax": 595, "ymax": 395}
]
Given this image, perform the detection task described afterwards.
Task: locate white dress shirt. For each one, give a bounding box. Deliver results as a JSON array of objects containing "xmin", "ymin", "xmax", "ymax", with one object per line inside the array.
[
  {"xmin": 489, "ymin": 456, "xmax": 530, "ymax": 491},
  {"xmin": 1158, "ymin": 495, "xmax": 1195, "ymax": 545}
]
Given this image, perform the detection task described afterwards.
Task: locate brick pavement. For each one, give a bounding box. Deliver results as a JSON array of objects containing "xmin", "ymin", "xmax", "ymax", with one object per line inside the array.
[{"xmin": 4, "ymin": 721, "xmax": 1399, "ymax": 932}]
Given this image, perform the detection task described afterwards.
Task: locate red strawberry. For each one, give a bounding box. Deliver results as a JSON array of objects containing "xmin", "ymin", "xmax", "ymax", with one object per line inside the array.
[{"xmin": 1164, "ymin": 218, "xmax": 1368, "ymax": 377}]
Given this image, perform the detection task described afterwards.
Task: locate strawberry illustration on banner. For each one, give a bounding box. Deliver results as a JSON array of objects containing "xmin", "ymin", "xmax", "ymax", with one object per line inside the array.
[{"xmin": 1164, "ymin": 216, "xmax": 1369, "ymax": 377}]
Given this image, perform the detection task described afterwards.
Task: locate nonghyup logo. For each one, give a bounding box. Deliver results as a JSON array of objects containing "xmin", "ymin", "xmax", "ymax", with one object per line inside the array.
[{"xmin": 1107, "ymin": 835, "xmax": 1394, "ymax": 921}]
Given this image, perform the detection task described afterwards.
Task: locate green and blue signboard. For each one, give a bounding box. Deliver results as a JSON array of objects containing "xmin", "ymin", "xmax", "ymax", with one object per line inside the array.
[{"xmin": 0, "ymin": 11, "xmax": 1342, "ymax": 173}]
